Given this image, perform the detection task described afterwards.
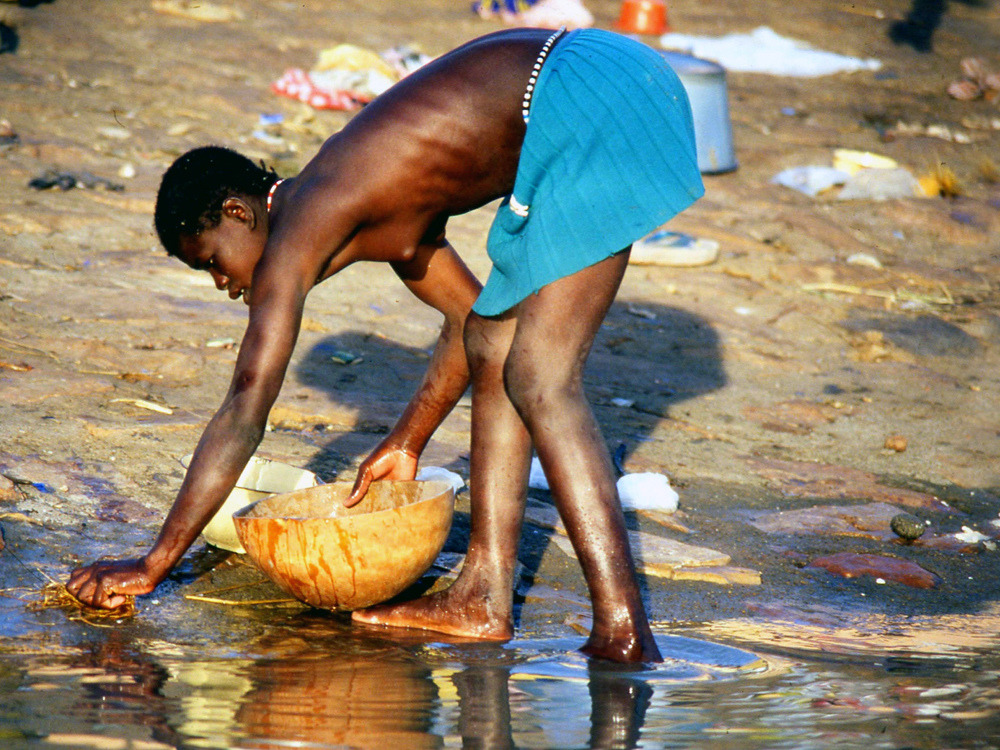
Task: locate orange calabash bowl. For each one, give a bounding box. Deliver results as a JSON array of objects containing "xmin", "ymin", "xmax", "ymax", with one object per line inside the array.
[{"xmin": 233, "ymin": 480, "xmax": 455, "ymax": 611}]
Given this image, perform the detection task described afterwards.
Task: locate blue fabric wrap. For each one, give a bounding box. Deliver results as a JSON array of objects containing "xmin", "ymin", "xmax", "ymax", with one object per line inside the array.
[{"xmin": 472, "ymin": 29, "xmax": 705, "ymax": 317}]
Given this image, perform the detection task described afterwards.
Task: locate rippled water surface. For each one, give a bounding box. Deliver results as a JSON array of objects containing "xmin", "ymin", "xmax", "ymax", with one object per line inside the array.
[{"xmin": 4, "ymin": 610, "xmax": 1000, "ymax": 750}]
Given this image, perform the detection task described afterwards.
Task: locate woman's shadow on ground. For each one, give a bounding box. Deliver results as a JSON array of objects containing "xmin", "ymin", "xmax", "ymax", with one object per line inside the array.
[{"xmin": 292, "ymin": 299, "xmax": 726, "ymax": 616}]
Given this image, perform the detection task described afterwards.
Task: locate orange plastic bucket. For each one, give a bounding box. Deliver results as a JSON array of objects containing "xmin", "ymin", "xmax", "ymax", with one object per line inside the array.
[{"xmin": 616, "ymin": 0, "xmax": 669, "ymax": 35}]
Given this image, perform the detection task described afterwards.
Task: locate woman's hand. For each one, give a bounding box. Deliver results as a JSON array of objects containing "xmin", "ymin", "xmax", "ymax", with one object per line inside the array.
[
  {"xmin": 345, "ymin": 442, "xmax": 420, "ymax": 507},
  {"xmin": 67, "ymin": 558, "xmax": 162, "ymax": 610}
]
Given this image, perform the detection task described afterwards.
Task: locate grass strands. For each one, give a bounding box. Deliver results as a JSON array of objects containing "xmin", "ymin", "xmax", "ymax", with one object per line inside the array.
[
  {"xmin": 25, "ymin": 566, "xmax": 136, "ymax": 627},
  {"xmin": 183, "ymin": 578, "xmax": 298, "ymax": 607}
]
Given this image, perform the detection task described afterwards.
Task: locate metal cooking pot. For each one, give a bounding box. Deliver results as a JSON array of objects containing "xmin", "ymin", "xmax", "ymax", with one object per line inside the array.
[{"xmin": 661, "ymin": 50, "xmax": 737, "ymax": 174}]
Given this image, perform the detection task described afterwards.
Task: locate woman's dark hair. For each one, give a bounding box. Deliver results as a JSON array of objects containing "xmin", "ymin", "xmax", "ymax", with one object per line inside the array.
[{"xmin": 154, "ymin": 146, "xmax": 278, "ymax": 256}]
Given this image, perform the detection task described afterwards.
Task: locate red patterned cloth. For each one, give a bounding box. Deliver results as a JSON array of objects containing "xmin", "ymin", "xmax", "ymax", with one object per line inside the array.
[{"xmin": 271, "ymin": 68, "xmax": 373, "ymax": 111}]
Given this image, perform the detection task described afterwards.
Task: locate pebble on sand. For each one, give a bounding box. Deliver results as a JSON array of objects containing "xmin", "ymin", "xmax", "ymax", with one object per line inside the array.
[
  {"xmin": 890, "ymin": 512, "xmax": 926, "ymax": 541},
  {"xmin": 884, "ymin": 435, "xmax": 908, "ymax": 452}
]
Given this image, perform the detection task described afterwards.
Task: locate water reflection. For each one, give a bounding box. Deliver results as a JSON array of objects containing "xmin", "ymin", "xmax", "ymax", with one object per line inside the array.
[
  {"xmin": 448, "ymin": 661, "xmax": 652, "ymax": 749},
  {"xmin": 5, "ymin": 629, "xmax": 1000, "ymax": 749},
  {"xmin": 0, "ymin": 639, "xmax": 667, "ymax": 749},
  {"xmin": 236, "ymin": 652, "xmax": 439, "ymax": 749},
  {"xmin": 232, "ymin": 649, "xmax": 657, "ymax": 749}
]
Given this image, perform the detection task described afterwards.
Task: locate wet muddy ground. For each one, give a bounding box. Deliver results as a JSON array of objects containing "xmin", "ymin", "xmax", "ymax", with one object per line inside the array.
[{"xmin": 2, "ymin": 0, "xmax": 1000, "ymax": 746}]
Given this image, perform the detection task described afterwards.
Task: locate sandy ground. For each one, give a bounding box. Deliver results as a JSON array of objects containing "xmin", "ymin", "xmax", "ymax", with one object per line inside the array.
[{"xmin": 2, "ymin": 0, "xmax": 1000, "ymax": 654}]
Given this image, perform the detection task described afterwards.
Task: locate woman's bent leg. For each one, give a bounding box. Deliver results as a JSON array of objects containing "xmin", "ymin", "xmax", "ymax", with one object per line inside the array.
[
  {"xmin": 503, "ymin": 250, "xmax": 661, "ymax": 663},
  {"xmin": 352, "ymin": 312, "xmax": 533, "ymax": 638}
]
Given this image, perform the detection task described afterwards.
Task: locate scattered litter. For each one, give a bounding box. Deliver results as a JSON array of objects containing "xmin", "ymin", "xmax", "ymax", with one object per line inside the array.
[
  {"xmin": 252, "ymin": 129, "xmax": 285, "ymax": 147},
  {"xmin": 839, "ymin": 168, "xmax": 923, "ymax": 201},
  {"xmin": 955, "ymin": 526, "xmax": 989, "ymax": 544},
  {"xmin": 205, "ymin": 337, "xmax": 236, "ymax": 349},
  {"xmin": 272, "ymin": 44, "xmax": 406, "ymax": 111},
  {"xmin": 329, "ymin": 349, "xmax": 361, "ymax": 365},
  {"xmin": 960, "ymin": 114, "xmax": 1000, "ymax": 132},
  {"xmin": 772, "ymin": 149, "xmax": 926, "ymax": 201},
  {"xmin": 381, "ymin": 44, "xmax": 432, "ymax": 77},
  {"xmin": 316, "ymin": 44, "xmax": 397, "ymax": 79},
  {"xmin": 617, "ymin": 472, "xmax": 679, "ymax": 512},
  {"xmin": 529, "ymin": 456, "xmax": 549, "ymax": 490},
  {"xmin": 832, "ymin": 148, "xmax": 897, "ymax": 175},
  {"xmin": 919, "ymin": 162, "xmax": 963, "ymax": 198},
  {"xmin": 151, "ymin": 0, "xmax": 244, "ymax": 23},
  {"xmin": 660, "ymin": 26, "xmax": 880, "ymax": 77},
  {"xmin": 804, "ymin": 281, "xmax": 953, "ymax": 307},
  {"xmin": 616, "ymin": 0, "xmax": 668, "ymax": 35},
  {"xmin": 110, "ymin": 398, "xmax": 173, "ymax": 415},
  {"xmin": 612, "ymin": 443, "xmax": 628, "ymax": 475},
  {"xmin": 0, "ymin": 119, "xmax": 18, "ymax": 149},
  {"xmin": 29, "ymin": 169, "xmax": 124, "ymax": 192},
  {"xmin": 98, "ymin": 125, "xmax": 132, "ymax": 141},
  {"xmin": 890, "ymin": 121, "xmax": 972, "ymax": 144},
  {"xmin": 626, "ymin": 304, "xmax": 657, "ymax": 319},
  {"xmin": 630, "ymin": 229, "xmax": 720, "ymax": 267},
  {"xmin": 474, "ymin": 0, "xmax": 594, "ymax": 29},
  {"xmin": 252, "ymin": 113, "xmax": 287, "ymax": 148},
  {"xmin": 528, "ymin": 459, "xmax": 680, "ymax": 513},
  {"xmin": 0, "ymin": 360, "xmax": 32, "ymax": 371},
  {"xmin": 610, "ymin": 397, "xmax": 634, "ymax": 408},
  {"xmin": 771, "ymin": 165, "xmax": 850, "ymax": 197},
  {"xmin": 415, "ymin": 466, "xmax": 466, "ymax": 493},
  {"xmin": 273, "ymin": 68, "xmax": 379, "ymax": 111},
  {"xmin": 845, "ymin": 253, "xmax": 883, "ymax": 269},
  {"xmin": 947, "ymin": 57, "xmax": 1000, "ymax": 102}
]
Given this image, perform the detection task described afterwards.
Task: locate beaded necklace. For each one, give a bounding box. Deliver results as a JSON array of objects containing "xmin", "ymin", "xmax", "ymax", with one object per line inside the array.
[
  {"xmin": 266, "ymin": 178, "xmax": 284, "ymax": 214},
  {"xmin": 522, "ymin": 27, "xmax": 566, "ymax": 124}
]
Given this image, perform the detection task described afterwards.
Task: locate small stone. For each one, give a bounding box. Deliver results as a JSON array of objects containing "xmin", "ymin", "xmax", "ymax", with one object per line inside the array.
[
  {"xmin": 891, "ymin": 512, "xmax": 926, "ymax": 541},
  {"xmin": 0, "ymin": 475, "xmax": 18, "ymax": 502},
  {"xmin": 884, "ymin": 435, "xmax": 908, "ymax": 452}
]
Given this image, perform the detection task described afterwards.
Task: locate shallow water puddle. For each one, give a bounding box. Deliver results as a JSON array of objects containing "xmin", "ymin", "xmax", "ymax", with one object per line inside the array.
[
  {"xmin": 3, "ymin": 627, "xmax": 1000, "ymax": 749},
  {"xmin": 4, "ymin": 501, "xmax": 1000, "ymax": 748}
]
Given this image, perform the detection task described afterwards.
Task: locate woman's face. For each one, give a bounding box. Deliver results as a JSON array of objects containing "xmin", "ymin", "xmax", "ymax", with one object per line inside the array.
[{"xmin": 176, "ymin": 199, "xmax": 266, "ymax": 305}]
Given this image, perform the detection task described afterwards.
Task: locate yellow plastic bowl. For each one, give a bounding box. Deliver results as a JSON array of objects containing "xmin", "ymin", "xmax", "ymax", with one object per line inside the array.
[
  {"xmin": 233, "ymin": 480, "xmax": 455, "ymax": 611},
  {"xmin": 180, "ymin": 454, "xmax": 320, "ymax": 554}
]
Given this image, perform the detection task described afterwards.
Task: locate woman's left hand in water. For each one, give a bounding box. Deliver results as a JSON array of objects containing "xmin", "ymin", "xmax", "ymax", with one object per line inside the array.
[{"xmin": 345, "ymin": 442, "xmax": 419, "ymax": 507}]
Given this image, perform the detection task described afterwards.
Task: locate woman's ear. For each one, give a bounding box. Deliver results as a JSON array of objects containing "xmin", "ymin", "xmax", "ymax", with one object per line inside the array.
[{"xmin": 221, "ymin": 197, "xmax": 257, "ymax": 229}]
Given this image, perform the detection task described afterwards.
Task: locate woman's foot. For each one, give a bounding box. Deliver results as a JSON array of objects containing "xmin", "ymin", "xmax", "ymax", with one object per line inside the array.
[
  {"xmin": 352, "ymin": 577, "xmax": 514, "ymax": 640},
  {"xmin": 581, "ymin": 622, "xmax": 662, "ymax": 664}
]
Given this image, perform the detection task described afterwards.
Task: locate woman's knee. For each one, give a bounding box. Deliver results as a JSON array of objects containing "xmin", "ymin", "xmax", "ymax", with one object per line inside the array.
[
  {"xmin": 502, "ymin": 346, "xmax": 580, "ymax": 419},
  {"xmin": 464, "ymin": 312, "xmax": 511, "ymax": 376}
]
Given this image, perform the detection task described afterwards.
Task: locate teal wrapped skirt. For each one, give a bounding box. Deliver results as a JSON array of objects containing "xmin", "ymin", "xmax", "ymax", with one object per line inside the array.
[{"xmin": 472, "ymin": 29, "xmax": 704, "ymax": 317}]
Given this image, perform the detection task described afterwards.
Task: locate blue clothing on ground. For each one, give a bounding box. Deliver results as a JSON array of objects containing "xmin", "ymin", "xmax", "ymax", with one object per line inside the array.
[{"xmin": 472, "ymin": 28, "xmax": 704, "ymax": 317}]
